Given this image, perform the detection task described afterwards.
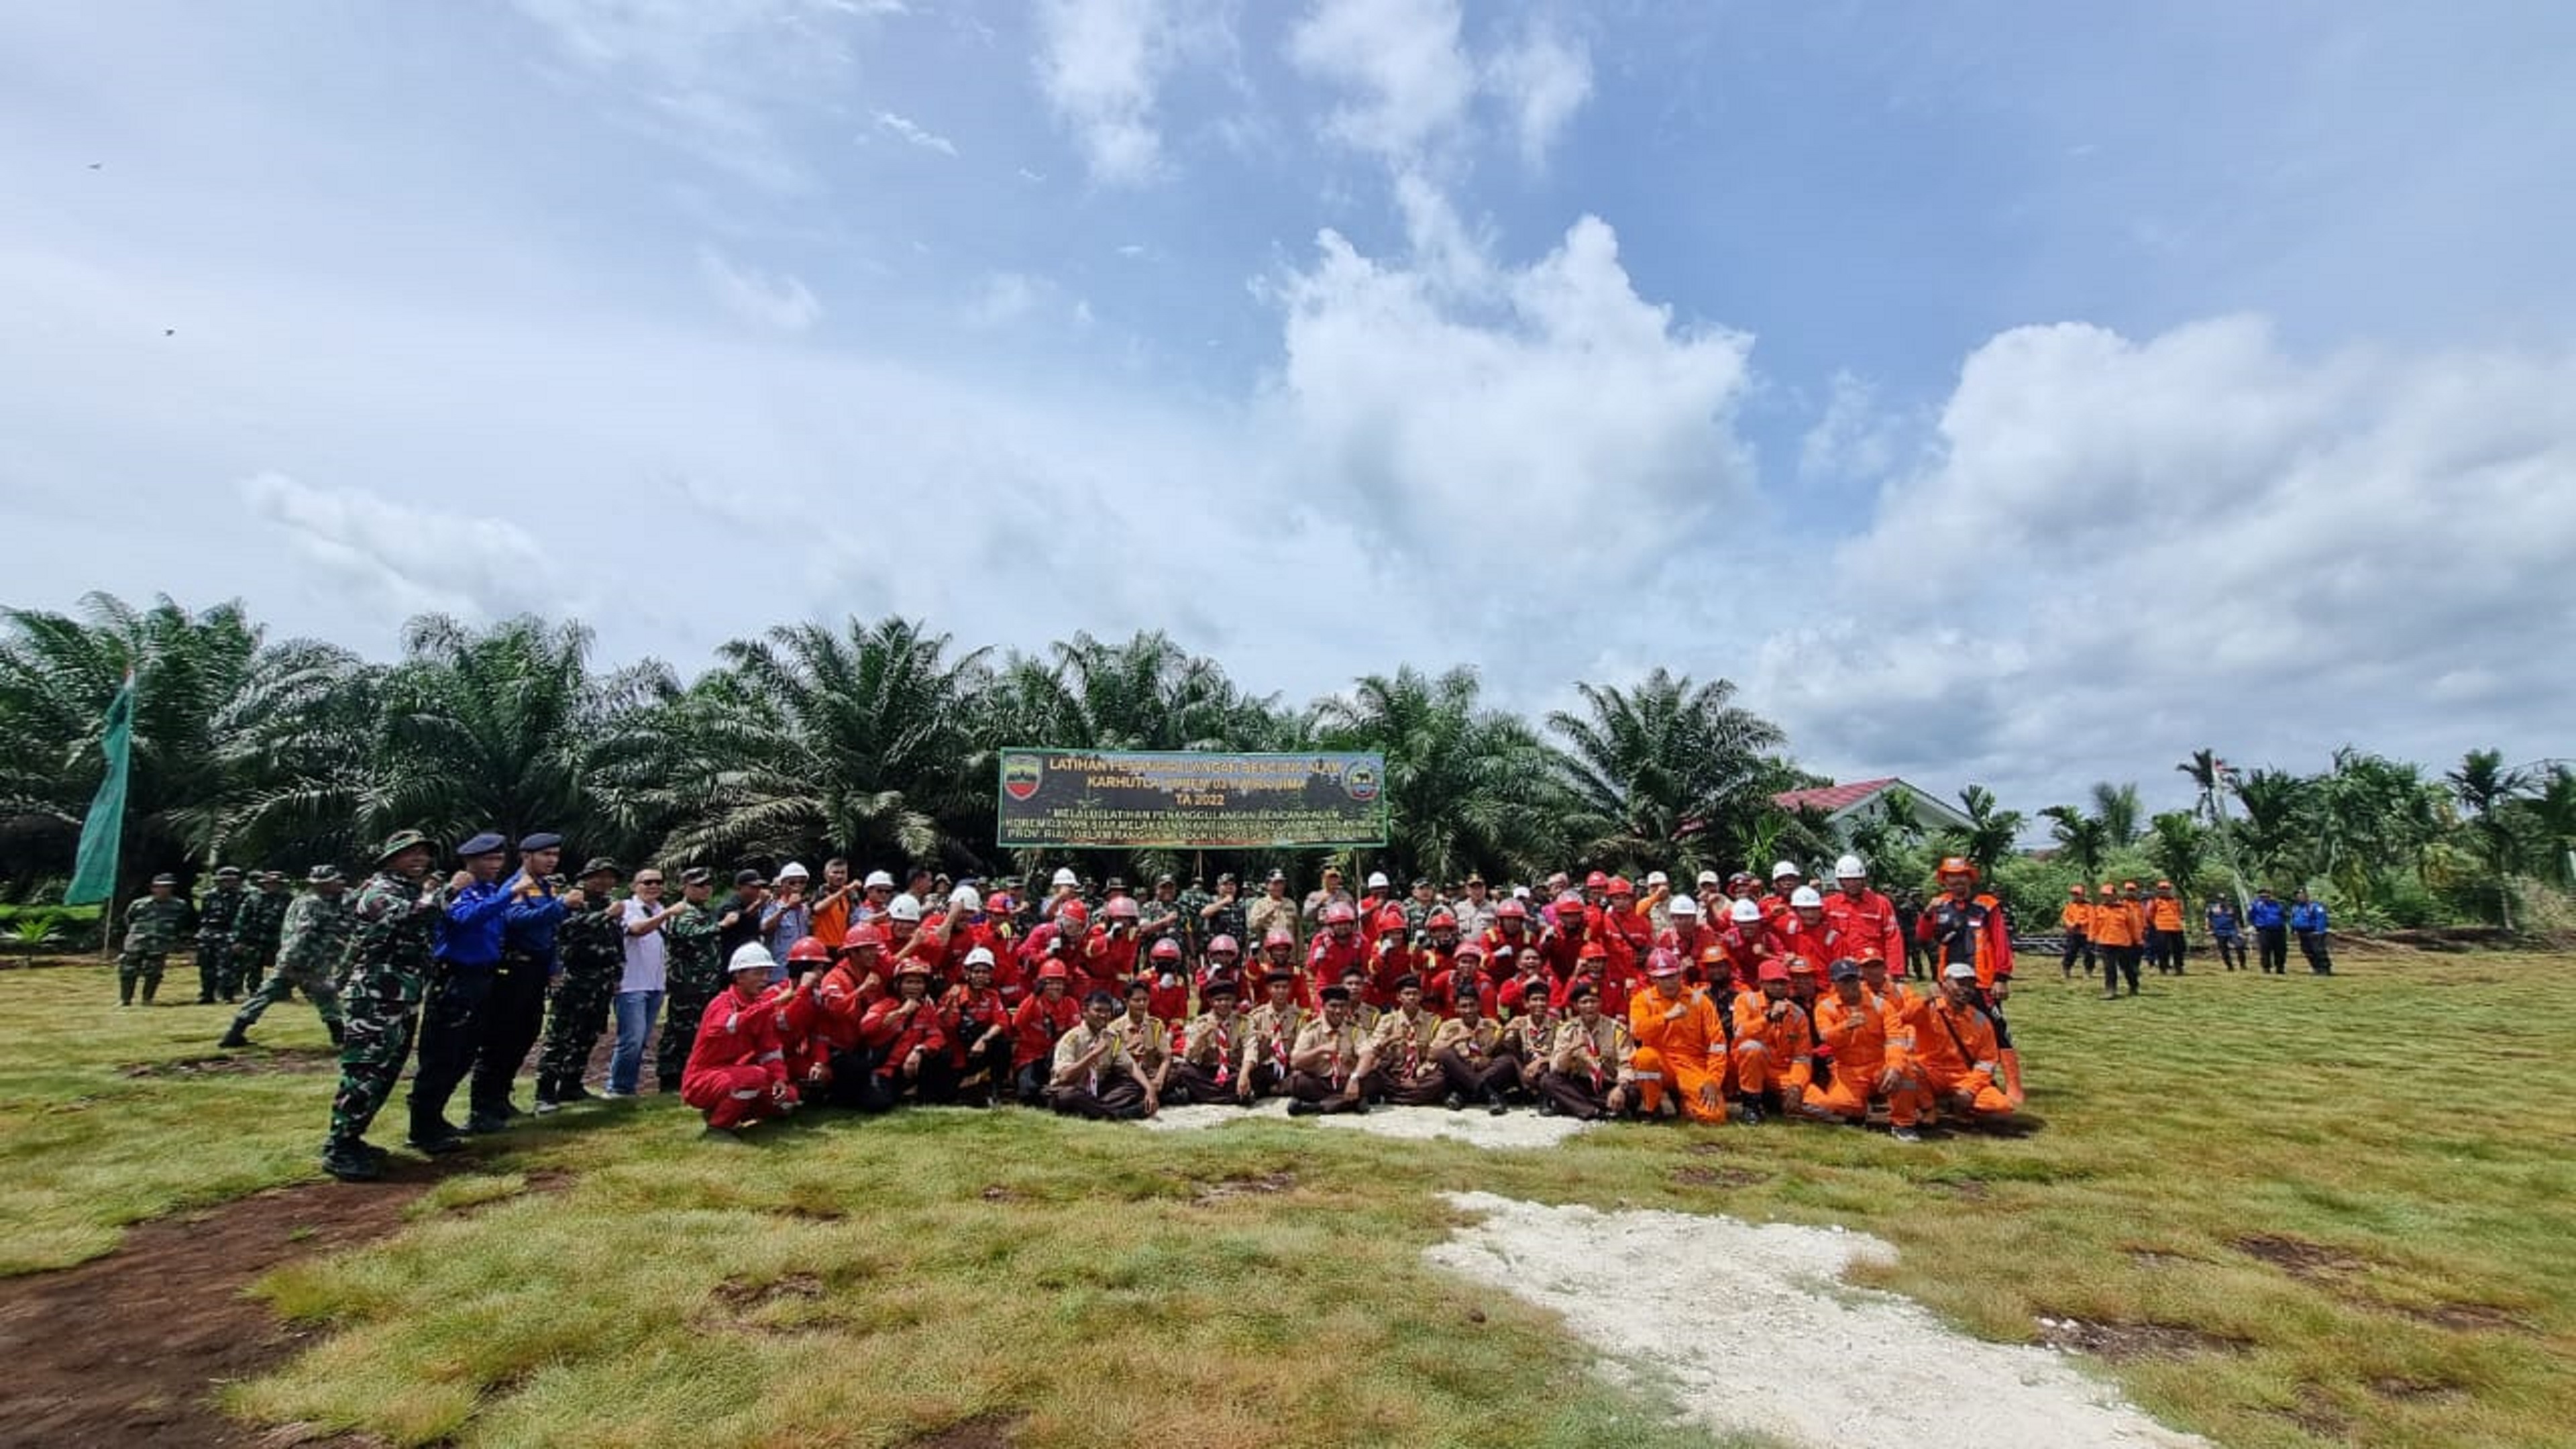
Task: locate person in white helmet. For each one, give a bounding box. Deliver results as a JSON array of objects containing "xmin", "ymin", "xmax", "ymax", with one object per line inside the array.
[
  {"xmin": 761, "ymin": 862, "xmax": 812, "ymax": 963},
  {"xmin": 854, "ymin": 868, "xmax": 898, "ymax": 928},
  {"xmin": 1713, "ymin": 896, "xmax": 1782, "ymax": 995},
  {"xmin": 680, "ymin": 943, "xmax": 799, "ymax": 1132},
  {"xmin": 1820, "ymin": 854, "xmax": 1907, "ymax": 970},
  {"xmin": 1759, "ymin": 861, "xmax": 1805, "ymax": 922}
]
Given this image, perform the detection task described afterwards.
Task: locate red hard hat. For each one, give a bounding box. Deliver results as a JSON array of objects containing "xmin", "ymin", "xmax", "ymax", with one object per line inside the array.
[
  {"xmin": 1456, "ymin": 941, "xmax": 1485, "ymax": 959},
  {"xmin": 1646, "ymin": 947, "xmax": 1682, "ymax": 976},
  {"xmin": 1585, "ymin": 870, "xmax": 1609, "ymax": 890},
  {"xmin": 1757, "ymin": 961, "xmax": 1790, "ymax": 983},
  {"xmin": 842, "ymin": 924, "xmax": 888, "ymax": 952},
  {"xmin": 1058, "ymin": 900, "xmax": 1091, "ymax": 929},
  {"xmin": 1376, "ymin": 907, "xmax": 1408, "ymax": 935},
  {"xmin": 1263, "ymin": 928, "xmax": 1296, "ymax": 949},
  {"xmin": 1150, "ymin": 937, "xmax": 1182, "ymax": 961},
  {"xmin": 1322, "ymin": 902, "xmax": 1356, "ymax": 925},
  {"xmin": 1106, "ymin": 896, "xmax": 1140, "ymax": 920},
  {"xmin": 1427, "ymin": 909, "xmax": 1456, "ymax": 929},
  {"xmin": 1495, "ymin": 899, "xmax": 1527, "ymax": 920},
  {"xmin": 1578, "ymin": 940, "xmax": 1609, "ymax": 961},
  {"xmin": 892, "ymin": 959, "xmax": 934, "ymax": 979},
  {"xmin": 1208, "ymin": 934, "xmax": 1240, "ymax": 955},
  {"xmin": 786, "ymin": 936, "xmax": 833, "ymax": 965},
  {"xmin": 1608, "ymin": 876, "xmax": 1634, "ymax": 897},
  {"xmin": 1036, "ymin": 961, "xmax": 1071, "ymax": 982}
]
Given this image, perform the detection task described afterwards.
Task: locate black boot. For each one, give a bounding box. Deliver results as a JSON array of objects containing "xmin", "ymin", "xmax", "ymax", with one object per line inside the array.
[
  {"xmin": 118, "ymin": 979, "xmax": 135, "ymax": 1006},
  {"xmin": 219, "ymin": 1025, "xmax": 251, "ymax": 1049},
  {"xmin": 327, "ymin": 1019, "xmax": 345, "ymax": 1047},
  {"xmin": 140, "ymin": 979, "xmax": 159, "ymax": 1005},
  {"xmin": 321, "ymin": 1138, "xmax": 383, "ymax": 1182}
]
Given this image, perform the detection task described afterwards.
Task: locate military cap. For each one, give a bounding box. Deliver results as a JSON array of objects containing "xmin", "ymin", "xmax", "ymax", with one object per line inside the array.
[
  {"xmin": 214, "ymin": 865, "xmax": 242, "ymax": 879},
  {"xmin": 1265, "ymin": 868, "xmax": 1287, "ymax": 883},
  {"xmin": 734, "ymin": 868, "xmax": 767, "ymax": 887},
  {"xmin": 1216, "ymin": 872, "xmax": 1236, "ymax": 885},
  {"xmin": 457, "ymin": 831, "xmax": 508, "ymax": 857},
  {"xmin": 371, "ymin": 829, "xmax": 432, "ymax": 864},
  {"xmin": 307, "ymin": 865, "xmax": 342, "ymax": 884},
  {"xmin": 518, "ymin": 831, "xmax": 564, "ymax": 852},
  {"xmin": 1155, "ymin": 873, "xmax": 1175, "ymax": 886},
  {"xmin": 681, "ymin": 867, "xmax": 714, "ymax": 886},
  {"xmin": 578, "ymin": 857, "xmax": 623, "ymax": 879},
  {"xmin": 150, "ymin": 873, "xmax": 178, "ymax": 888},
  {"xmin": 1104, "ymin": 876, "xmax": 1126, "ymax": 892}
]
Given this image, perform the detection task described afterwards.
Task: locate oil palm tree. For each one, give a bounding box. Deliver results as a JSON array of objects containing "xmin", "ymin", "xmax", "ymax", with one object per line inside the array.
[
  {"xmin": 1939, "ymin": 785, "xmax": 2025, "ymax": 878},
  {"xmin": 1313, "ymin": 665, "xmax": 1558, "ymax": 884},
  {"xmin": 2039, "ymin": 804, "xmax": 2110, "ymax": 884},
  {"xmin": 1546, "ymin": 669, "xmax": 1788, "ymax": 877},
  {"xmin": 2447, "ymin": 748, "xmax": 2530, "ymax": 927}
]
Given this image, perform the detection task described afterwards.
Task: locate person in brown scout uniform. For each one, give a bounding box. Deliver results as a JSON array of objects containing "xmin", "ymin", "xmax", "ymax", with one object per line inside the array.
[
  {"xmin": 1501, "ymin": 983, "xmax": 1560, "ymax": 1099},
  {"xmin": 1046, "ymin": 989, "xmax": 1152, "ymax": 1120},
  {"xmin": 1543, "ymin": 979, "xmax": 1636, "ymax": 1120},
  {"xmin": 1109, "ymin": 977, "xmax": 1175, "ymax": 1105},
  {"xmin": 1428, "ymin": 978, "xmax": 1515, "ymax": 1113},
  {"xmin": 1172, "ymin": 975, "xmax": 1250, "ymax": 1104},
  {"xmin": 1365, "ymin": 975, "xmax": 1450, "ymax": 1106},
  {"xmin": 1242, "ymin": 969, "xmax": 1307, "ymax": 1102},
  {"xmin": 1286, "ymin": 984, "xmax": 1375, "ymax": 1116}
]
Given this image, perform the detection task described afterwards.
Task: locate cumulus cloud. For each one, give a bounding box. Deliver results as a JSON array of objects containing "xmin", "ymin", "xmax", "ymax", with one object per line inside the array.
[
  {"xmin": 870, "ymin": 109, "xmax": 957, "ymax": 156},
  {"xmin": 1289, "ymin": 0, "xmax": 1592, "ymax": 171},
  {"xmin": 1034, "ymin": 0, "xmax": 1178, "ymax": 186},
  {"xmin": 698, "ymin": 248, "xmax": 822, "ymax": 331},
  {"xmin": 1269, "ymin": 183, "xmax": 1755, "ymax": 575},
  {"xmin": 1757, "ymin": 317, "xmax": 2576, "ymax": 806},
  {"xmin": 240, "ymin": 472, "xmax": 566, "ymax": 623},
  {"xmin": 1797, "ymin": 371, "xmax": 1907, "ymax": 484},
  {"xmin": 1485, "ymin": 23, "xmax": 1591, "ymax": 168}
]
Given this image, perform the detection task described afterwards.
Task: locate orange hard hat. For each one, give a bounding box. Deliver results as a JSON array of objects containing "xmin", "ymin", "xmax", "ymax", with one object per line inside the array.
[{"xmin": 1937, "ymin": 856, "xmax": 1976, "ymax": 879}]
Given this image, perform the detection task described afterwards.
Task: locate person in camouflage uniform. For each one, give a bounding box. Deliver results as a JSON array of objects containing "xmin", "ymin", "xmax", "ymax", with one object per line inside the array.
[
  {"xmin": 322, "ymin": 831, "xmax": 443, "ymax": 1182},
  {"xmin": 194, "ymin": 865, "xmax": 250, "ymax": 1004},
  {"xmin": 235, "ymin": 870, "xmax": 292, "ymax": 998},
  {"xmin": 533, "ymin": 857, "xmax": 626, "ymax": 1110},
  {"xmin": 1176, "ymin": 877, "xmax": 1212, "ymax": 957},
  {"xmin": 222, "ymin": 865, "xmax": 352, "ymax": 1047},
  {"xmin": 656, "ymin": 867, "xmax": 725, "ymax": 1092},
  {"xmin": 116, "ymin": 873, "xmax": 195, "ymax": 1005}
]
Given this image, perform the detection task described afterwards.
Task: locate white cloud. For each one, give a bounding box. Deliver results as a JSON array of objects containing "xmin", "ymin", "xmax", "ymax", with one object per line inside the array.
[
  {"xmin": 698, "ymin": 248, "xmax": 822, "ymax": 331},
  {"xmin": 1034, "ymin": 0, "xmax": 1177, "ymax": 186},
  {"xmin": 1485, "ymin": 23, "xmax": 1591, "ymax": 167},
  {"xmin": 1269, "ymin": 188, "xmax": 1755, "ymax": 576},
  {"xmin": 1797, "ymin": 370, "xmax": 1907, "ymax": 484},
  {"xmin": 240, "ymin": 472, "xmax": 565, "ymax": 623},
  {"xmin": 965, "ymin": 272, "xmax": 1042, "ymax": 327},
  {"xmin": 1289, "ymin": 0, "xmax": 1476, "ymax": 163},
  {"xmin": 1757, "ymin": 317, "xmax": 2576, "ymax": 809},
  {"xmin": 870, "ymin": 109, "xmax": 957, "ymax": 156}
]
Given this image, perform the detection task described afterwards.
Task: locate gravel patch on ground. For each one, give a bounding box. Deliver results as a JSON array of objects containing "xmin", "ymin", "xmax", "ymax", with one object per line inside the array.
[
  {"xmin": 1426, "ymin": 1191, "xmax": 2211, "ymax": 1449},
  {"xmin": 1140, "ymin": 1099, "xmax": 1594, "ymax": 1148}
]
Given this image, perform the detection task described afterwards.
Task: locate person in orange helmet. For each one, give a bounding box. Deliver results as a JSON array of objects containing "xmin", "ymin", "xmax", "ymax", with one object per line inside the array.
[
  {"xmin": 1728, "ymin": 960, "xmax": 1814, "ymax": 1124},
  {"xmin": 1917, "ymin": 963, "xmax": 2017, "ymax": 1122},
  {"xmin": 1627, "ymin": 949, "xmax": 1726, "ymax": 1122},
  {"xmin": 2147, "ymin": 880, "xmax": 2188, "ymax": 975},
  {"xmin": 2057, "ymin": 883, "xmax": 2096, "ymax": 981},
  {"xmin": 2088, "ymin": 881, "xmax": 2143, "ymax": 998},
  {"xmin": 1915, "ymin": 857, "xmax": 2021, "ymax": 1102}
]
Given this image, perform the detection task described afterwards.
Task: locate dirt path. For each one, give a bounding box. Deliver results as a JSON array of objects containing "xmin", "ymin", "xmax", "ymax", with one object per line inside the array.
[{"xmin": 0, "ymin": 1167, "xmax": 447, "ymax": 1447}]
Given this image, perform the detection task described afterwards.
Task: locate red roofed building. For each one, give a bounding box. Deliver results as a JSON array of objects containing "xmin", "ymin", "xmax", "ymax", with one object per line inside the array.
[{"xmin": 1771, "ymin": 777, "xmax": 1972, "ymax": 837}]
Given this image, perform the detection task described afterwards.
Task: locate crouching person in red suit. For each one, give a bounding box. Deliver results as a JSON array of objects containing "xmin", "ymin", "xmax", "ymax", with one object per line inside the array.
[{"xmin": 682, "ymin": 943, "xmax": 798, "ymax": 1132}]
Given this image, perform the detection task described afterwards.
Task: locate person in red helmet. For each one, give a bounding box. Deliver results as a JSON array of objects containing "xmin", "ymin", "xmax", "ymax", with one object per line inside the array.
[
  {"xmin": 813, "ymin": 926, "xmax": 888, "ymax": 1099},
  {"xmin": 1254, "ymin": 927, "xmax": 1307, "ymax": 1008},
  {"xmin": 1016, "ymin": 898, "xmax": 1088, "ymax": 982},
  {"xmin": 1199, "ymin": 932, "xmax": 1244, "ymax": 992},
  {"xmin": 1363, "ymin": 905, "xmax": 1413, "ymax": 1008},
  {"xmin": 1307, "ymin": 900, "xmax": 1363, "ymax": 1000},
  {"xmin": 1582, "ymin": 869, "xmax": 1611, "ymax": 910},
  {"xmin": 1602, "ymin": 877, "xmax": 1651, "ymax": 953},
  {"xmin": 1008, "ymin": 962, "xmax": 1082, "ymax": 1105},
  {"xmin": 1139, "ymin": 936, "xmax": 1190, "ymax": 1027},
  {"xmin": 1417, "ymin": 908, "xmax": 1462, "ymax": 1012},
  {"xmin": 1084, "ymin": 895, "xmax": 1143, "ymax": 994},
  {"xmin": 1820, "ymin": 855, "xmax": 1907, "ymax": 977},
  {"xmin": 939, "ymin": 946, "xmax": 1013, "ymax": 1106},
  {"xmin": 1537, "ymin": 891, "xmax": 1590, "ymax": 984},
  {"xmin": 764, "ymin": 936, "xmax": 833, "ymax": 1096},
  {"xmin": 1712, "ymin": 897, "xmax": 1781, "ymax": 994},
  {"xmin": 1915, "ymin": 856, "xmax": 2021, "ymax": 1104},
  {"xmin": 855, "ymin": 960, "xmax": 950, "ymax": 1110},
  {"xmin": 1728, "ymin": 960, "xmax": 1814, "ymax": 1124},
  {"xmin": 681, "ymin": 944, "xmax": 799, "ymax": 1132},
  {"xmin": 1429, "ymin": 936, "xmax": 1482, "ymax": 1019},
  {"xmin": 1482, "ymin": 896, "xmax": 1535, "ymax": 965}
]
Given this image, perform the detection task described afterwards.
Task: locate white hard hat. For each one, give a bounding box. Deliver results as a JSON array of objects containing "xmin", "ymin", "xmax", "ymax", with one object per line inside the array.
[
  {"xmin": 1730, "ymin": 898, "xmax": 1764, "ymax": 924},
  {"xmin": 887, "ymin": 894, "xmax": 922, "ymax": 923},
  {"xmin": 950, "ymin": 884, "xmax": 983, "ymax": 912},
  {"xmin": 1771, "ymin": 860, "xmax": 1801, "ymax": 880},
  {"xmin": 964, "ymin": 945, "xmax": 996, "ymax": 967},
  {"xmin": 1646, "ymin": 870, "xmax": 1670, "ymax": 888},
  {"xmin": 1366, "ymin": 871, "xmax": 1389, "ymax": 890},
  {"xmin": 777, "ymin": 861, "xmax": 810, "ymax": 881},
  {"xmin": 1669, "ymin": 896, "xmax": 1700, "ymax": 918},
  {"xmin": 728, "ymin": 942, "xmax": 779, "ymax": 974},
  {"xmin": 1696, "ymin": 869, "xmax": 1721, "ymax": 887},
  {"xmin": 1512, "ymin": 885, "xmax": 1531, "ymax": 899},
  {"xmin": 1790, "ymin": 886, "xmax": 1823, "ymax": 909},
  {"xmin": 1051, "ymin": 867, "xmax": 1079, "ymax": 888},
  {"xmin": 1835, "ymin": 854, "xmax": 1867, "ymax": 879},
  {"xmin": 864, "ymin": 869, "xmax": 896, "ymax": 889}
]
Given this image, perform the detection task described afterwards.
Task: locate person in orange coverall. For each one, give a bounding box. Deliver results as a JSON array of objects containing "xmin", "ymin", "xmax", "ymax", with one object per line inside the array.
[
  {"xmin": 681, "ymin": 943, "xmax": 798, "ymax": 1132},
  {"xmin": 2147, "ymin": 880, "xmax": 2188, "ymax": 976},
  {"xmin": 1801, "ymin": 958, "xmax": 1931, "ymax": 1140},
  {"xmin": 2057, "ymin": 883, "xmax": 2095, "ymax": 981},
  {"xmin": 1729, "ymin": 960, "xmax": 1813, "ymax": 1124},
  {"xmin": 1916, "ymin": 962, "xmax": 2017, "ymax": 1122},
  {"xmin": 1627, "ymin": 949, "xmax": 1726, "ymax": 1122},
  {"xmin": 2088, "ymin": 878, "xmax": 2143, "ymax": 998}
]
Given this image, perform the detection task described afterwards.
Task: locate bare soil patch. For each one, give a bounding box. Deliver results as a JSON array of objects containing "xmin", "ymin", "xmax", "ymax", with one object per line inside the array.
[
  {"xmin": 2034, "ymin": 1316, "xmax": 2251, "ymax": 1363},
  {"xmin": 1923, "ymin": 1175, "xmax": 1991, "ymax": 1201},
  {"xmin": 710, "ymin": 1271, "xmax": 825, "ymax": 1311},
  {"xmin": 121, "ymin": 1047, "xmax": 341, "ymax": 1079},
  {"xmin": 1191, "ymin": 1171, "xmax": 1295, "ymax": 1205},
  {"xmin": 2369, "ymin": 1375, "xmax": 2465, "ymax": 1403},
  {"xmin": 2398, "ymin": 1299, "xmax": 2530, "ymax": 1334},
  {"xmin": 1673, "ymin": 1165, "xmax": 1768, "ymax": 1189},
  {"xmin": 0, "ymin": 1168, "xmax": 449, "ymax": 1447},
  {"xmin": 2232, "ymin": 1232, "xmax": 2369, "ymax": 1281},
  {"xmin": 2279, "ymin": 1385, "xmax": 2351, "ymax": 1438},
  {"xmin": 898, "ymin": 1411, "xmax": 1026, "ymax": 1449}
]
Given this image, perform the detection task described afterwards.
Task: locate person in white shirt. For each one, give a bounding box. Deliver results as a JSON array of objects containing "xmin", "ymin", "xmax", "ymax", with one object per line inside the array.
[{"xmin": 606, "ymin": 870, "xmax": 684, "ymax": 1096}]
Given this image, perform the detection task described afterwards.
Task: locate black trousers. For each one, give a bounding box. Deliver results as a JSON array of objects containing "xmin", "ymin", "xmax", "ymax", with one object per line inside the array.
[
  {"xmin": 2256, "ymin": 926, "xmax": 2290, "ymax": 974},
  {"xmin": 2103, "ymin": 945, "xmax": 2142, "ymax": 994},
  {"xmin": 2059, "ymin": 930, "xmax": 2093, "ymax": 977},
  {"xmin": 2297, "ymin": 931, "xmax": 2334, "ymax": 975},
  {"xmin": 470, "ymin": 951, "xmax": 552, "ymax": 1118},
  {"xmin": 2211, "ymin": 934, "xmax": 2247, "ymax": 970},
  {"xmin": 409, "ymin": 967, "xmax": 494, "ymax": 1138}
]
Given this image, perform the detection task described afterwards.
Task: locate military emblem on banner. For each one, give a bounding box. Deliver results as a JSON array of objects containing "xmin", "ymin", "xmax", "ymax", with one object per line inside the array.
[
  {"xmin": 1342, "ymin": 761, "xmax": 1381, "ymax": 803},
  {"xmin": 1003, "ymin": 756, "xmax": 1042, "ymax": 802}
]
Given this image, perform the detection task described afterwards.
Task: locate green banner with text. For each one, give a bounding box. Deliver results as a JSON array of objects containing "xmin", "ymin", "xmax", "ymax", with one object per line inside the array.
[{"xmin": 997, "ymin": 749, "xmax": 1389, "ymax": 849}]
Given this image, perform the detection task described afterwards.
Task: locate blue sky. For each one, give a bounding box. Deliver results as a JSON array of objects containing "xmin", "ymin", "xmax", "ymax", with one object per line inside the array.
[{"xmin": 4, "ymin": 1, "xmax": 2573, "ymax": 820}]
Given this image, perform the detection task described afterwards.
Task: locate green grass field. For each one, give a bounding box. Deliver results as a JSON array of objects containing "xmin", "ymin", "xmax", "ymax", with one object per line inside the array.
[{"xmin": 4, "ymin": 952, "xmax": 2571, "ymax": 1448}]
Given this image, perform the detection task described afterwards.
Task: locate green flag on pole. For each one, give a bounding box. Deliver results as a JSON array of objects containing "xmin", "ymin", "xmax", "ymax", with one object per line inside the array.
[{"xmin": 65, "ymin": 675, "xmax": 136, "ymax": 907}]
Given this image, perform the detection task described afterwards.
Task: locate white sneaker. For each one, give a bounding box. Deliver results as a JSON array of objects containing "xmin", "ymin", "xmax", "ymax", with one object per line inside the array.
[
  {"xmin": 533, "ymin": 1099, "xmax": 561, "ymax": 1115},
  {"xmin": 599, "ymin": 1089, "xmax": 635, "ymax": 1099}
]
